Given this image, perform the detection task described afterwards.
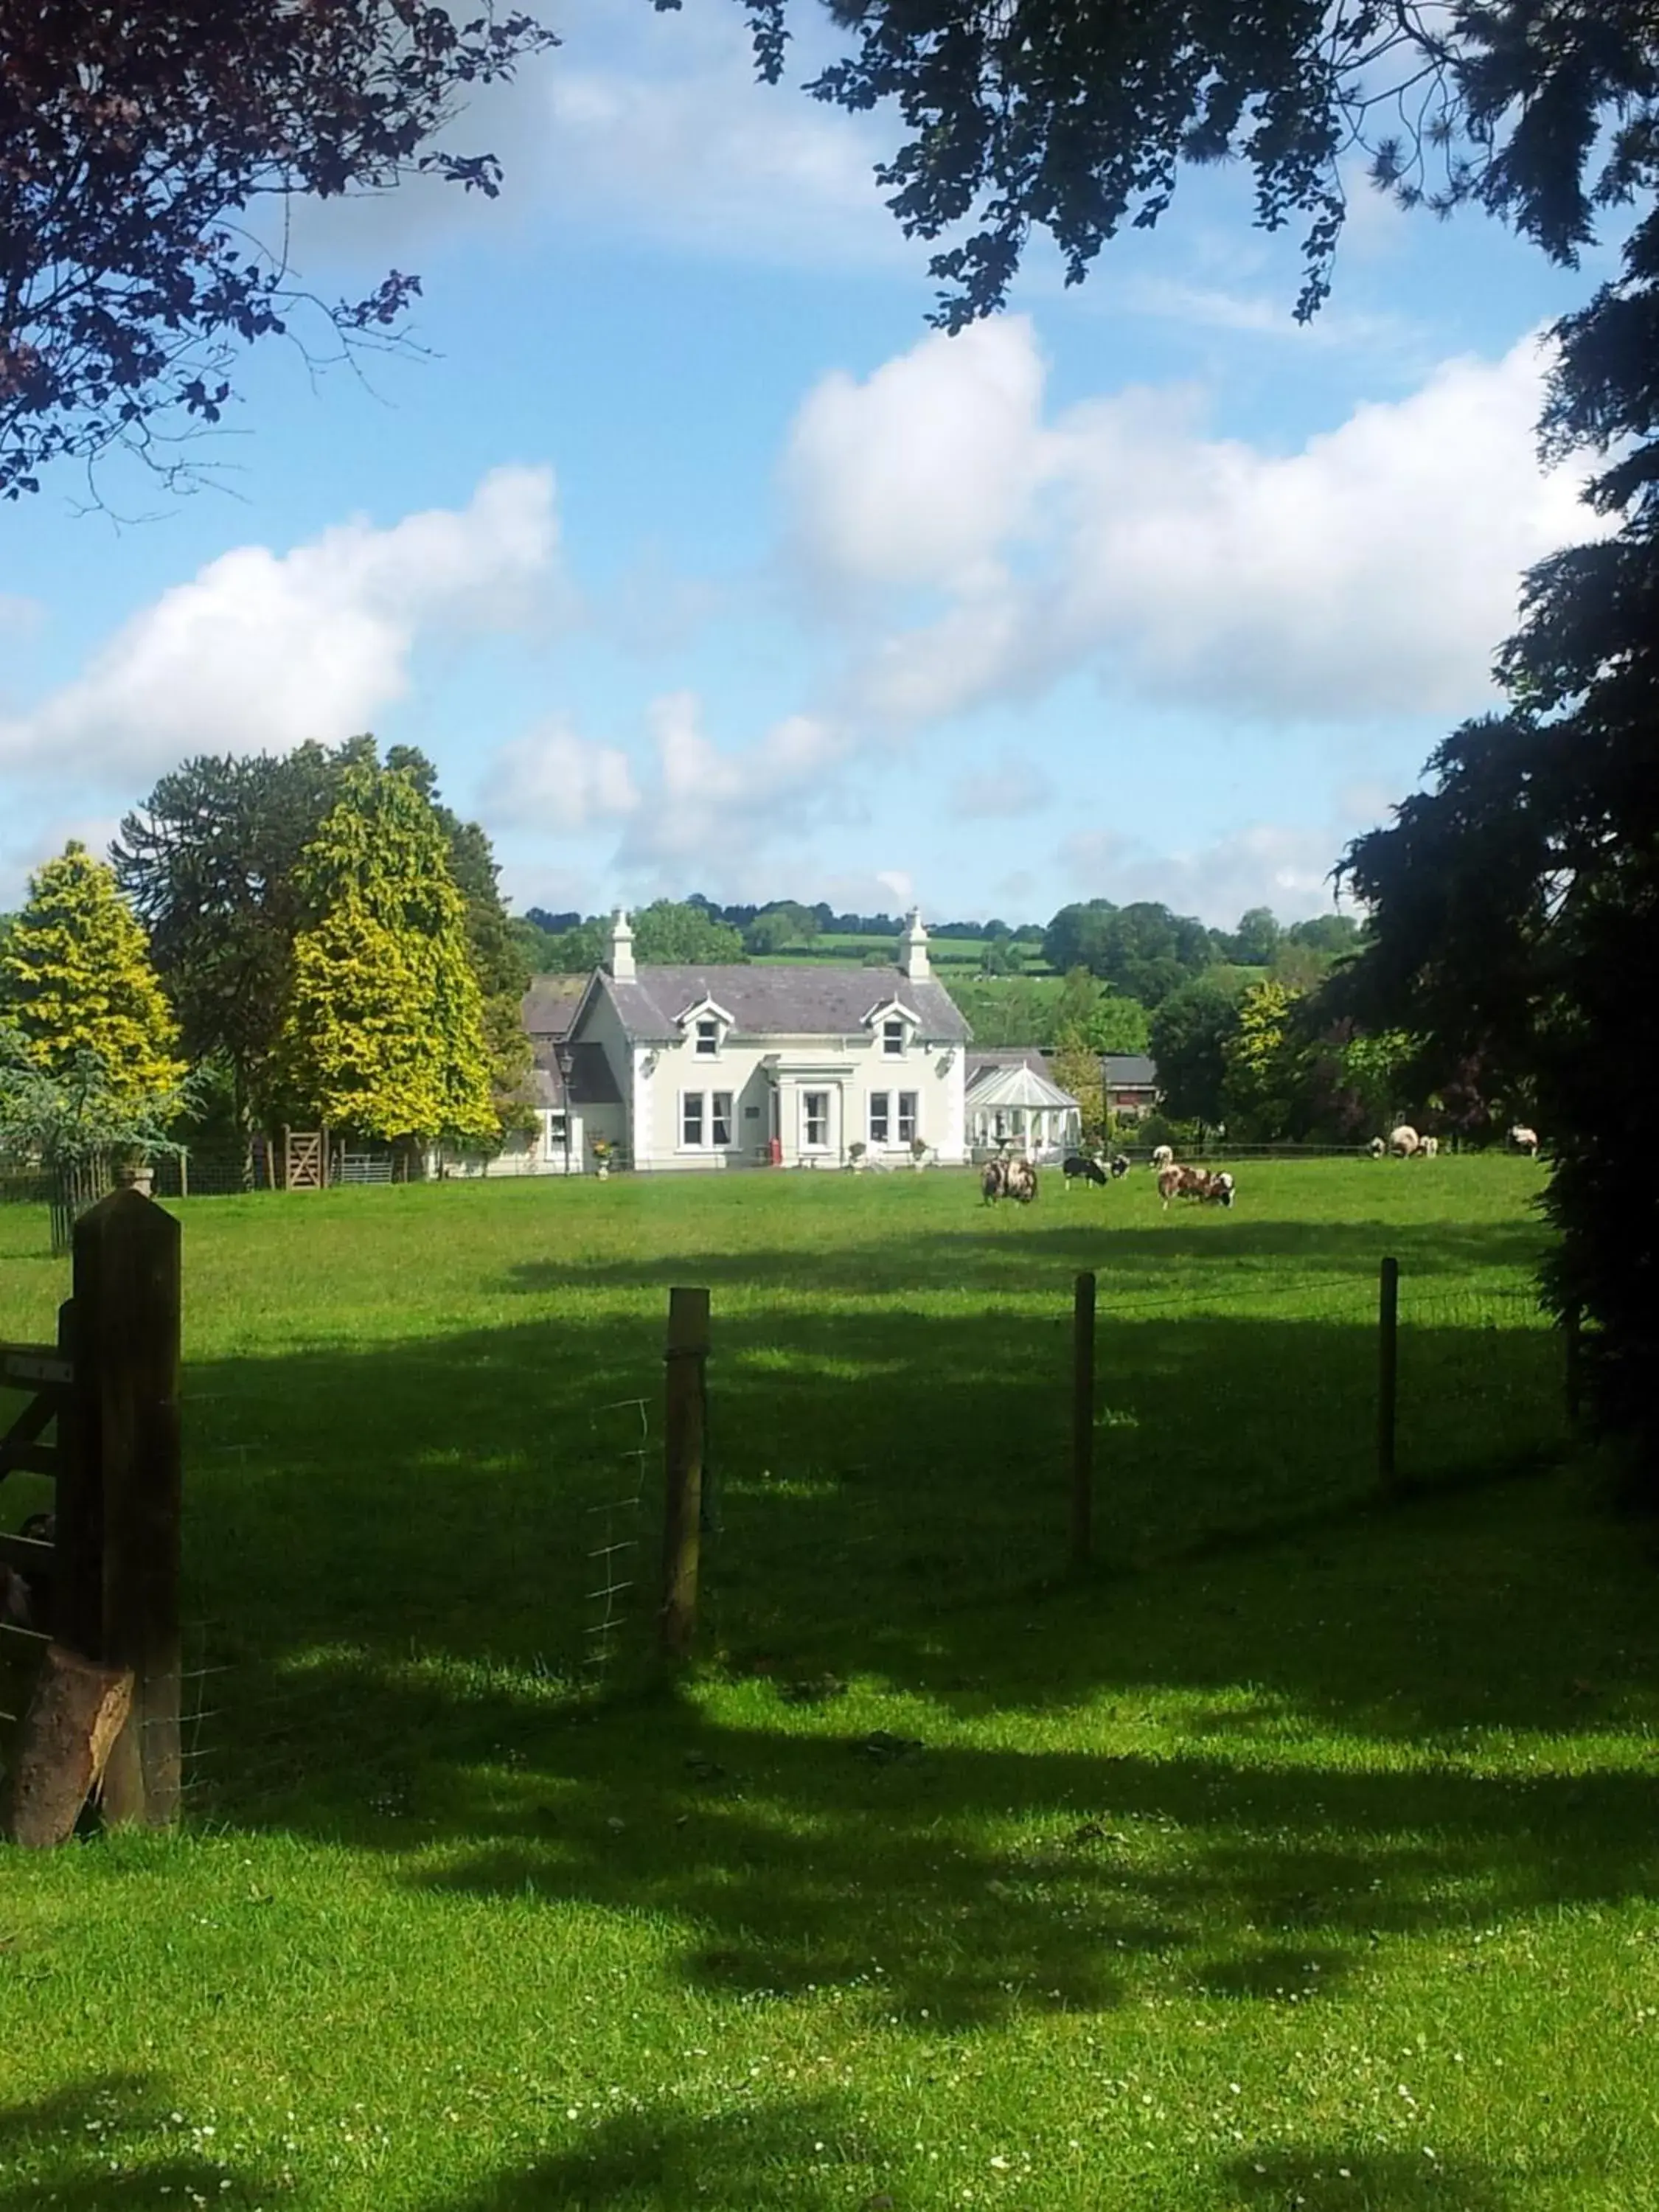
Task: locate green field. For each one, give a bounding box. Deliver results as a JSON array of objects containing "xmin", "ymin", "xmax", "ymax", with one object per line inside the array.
[{"xmin": 3, "ymin": 1161, "xmax": 1657, "ymax": 2212}]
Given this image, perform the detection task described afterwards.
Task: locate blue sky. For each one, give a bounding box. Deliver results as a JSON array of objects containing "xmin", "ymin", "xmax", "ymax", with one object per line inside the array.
[{"xmin": 0, "ymin": 0, "xmax": 1616, "ymax": 930}]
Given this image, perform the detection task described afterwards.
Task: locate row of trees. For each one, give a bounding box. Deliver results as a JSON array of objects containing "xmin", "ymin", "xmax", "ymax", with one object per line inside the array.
[
  {"xmin": 1, "ymin": 741, "xmax": 528, "ymax": 1175},
  {"xmin": 1043, "ymin": 900, "xmax": 1363, "ymax": 1006}
]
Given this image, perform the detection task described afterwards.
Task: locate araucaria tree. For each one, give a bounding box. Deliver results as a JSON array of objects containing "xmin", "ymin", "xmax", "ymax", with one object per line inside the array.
[
  {"xmin": 1, "ymin": 841, "xmax": 184, "ymax": 1102},
  {"xmin": 1, "ymin": 1, "xmax": 552, "ymax": 496},
  {"xmin": 276, "ymin": 766, "xmax": 497, "ymax": 1152}
]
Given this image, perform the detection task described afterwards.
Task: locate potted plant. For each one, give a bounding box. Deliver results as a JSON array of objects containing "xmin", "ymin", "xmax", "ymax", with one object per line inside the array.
[
  {"xmin": 848, "ymin": 1139, "xmax": 867, "ymax": 1172},
  {"xmin": 590, "ymin": 1134, "xmax": 613, "ymax": 1180}
]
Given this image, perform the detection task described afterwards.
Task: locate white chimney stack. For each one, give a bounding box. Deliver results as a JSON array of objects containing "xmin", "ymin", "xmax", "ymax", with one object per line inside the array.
[
  {"xmin": 900, "ymin": 908, "xmax": 930, "ymax": 983},
  {"xmin": 608, "ymin": 907, "xmax": 636, "ymax": 981}
]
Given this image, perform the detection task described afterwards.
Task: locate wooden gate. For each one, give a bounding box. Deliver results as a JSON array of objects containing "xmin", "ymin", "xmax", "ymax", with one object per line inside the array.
[
  {"xmin": 284, "ymin": 1126, "xmax": 327, "ymax": 1190},
  {"xmin": 1, "ymin": 1190, "xmax": 182, "ymax": 1842}
]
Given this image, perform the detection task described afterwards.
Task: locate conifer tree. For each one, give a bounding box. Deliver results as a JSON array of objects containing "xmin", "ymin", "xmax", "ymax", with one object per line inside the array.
[
  {"xmin": 1, "ymin": 842, "xmax": 184, "ymax": 1102},
  {"xmin": 276, "ymin": 766, "xmax": 497, "ymax": 1149}
]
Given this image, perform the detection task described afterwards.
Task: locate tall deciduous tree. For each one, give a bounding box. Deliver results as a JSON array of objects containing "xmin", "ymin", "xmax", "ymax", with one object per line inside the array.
[
  {"xmin": 276, "ymin": 765, "xmax": 496, "ymax": 1150},
  {"xmin": 1148, "ymin": 980, "xmax": 1240, "ymax": 1129},
  {"xmin": 1, "ymin": 841, "xmax": 184, "ymax": 1102},
  {"xmin": 745, "ymin": 4, "xmax": 1651, "ymax": 327},
  {"xmin": 2, "ymin": 2, "xmax": 552, "ymax": 497},
  {"xmin": 1221, "ymin": 979, "xmax": 1305, "ymax": 1139},
  {"xmin": 114, "ymin": 739, "xmax": 375, "ymax": 1128}
]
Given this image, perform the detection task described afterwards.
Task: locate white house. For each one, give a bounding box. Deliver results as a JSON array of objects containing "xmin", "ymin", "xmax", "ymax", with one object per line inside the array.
[{"xmin": 505, "ymin": 909, "xmax": 973, "ymax": 1174}]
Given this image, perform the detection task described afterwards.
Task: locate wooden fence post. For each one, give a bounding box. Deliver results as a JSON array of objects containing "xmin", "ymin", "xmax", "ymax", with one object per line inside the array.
[
  {"xmin": 1377, "ymin": 1254, "xmax": 1399, "ymax": 1495},
  {"xmin": 1071, "ymin": 1271, "xmax": 1096, "ymax": 1573},
  {"xmin": 660, "ymin": 1287, "xmax": 710, "ymax": 1663},
  {"xmin": 72, "ymin": 1189, "xmax": 182, "ymax": 1826}
]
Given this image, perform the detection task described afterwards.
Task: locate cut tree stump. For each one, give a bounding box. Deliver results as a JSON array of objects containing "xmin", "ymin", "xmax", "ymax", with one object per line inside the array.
[{"xmin": 3, "ymin": 1643, "xmax": 134, "ymax": 1848}]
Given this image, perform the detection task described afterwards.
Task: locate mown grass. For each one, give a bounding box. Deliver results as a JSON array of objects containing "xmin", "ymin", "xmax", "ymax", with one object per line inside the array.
[{"xmin": 3, "ymin": 1159, "xmax": 1658, "ymax": 2212}]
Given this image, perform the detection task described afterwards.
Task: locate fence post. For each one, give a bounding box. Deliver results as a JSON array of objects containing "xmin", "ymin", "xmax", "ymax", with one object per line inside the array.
[
  {"xmin": 1564, "ymin": 1302, "xmax": 1583, "ymax": 1425},
  {"xmin": 1071, "ymin": 1271, "xmax": 1096, "ymax": 1573},
  {"xmin": 660, "ymin": 1287, "xmax": 710, "ymax": 1663},
  {"xmin": 72, "ymin": 1189, "xmax": 183, "ymax": 1826},
  {"xmin": 1377, "ymin": 1254, "xmax": 1399, "ymax": 1495}
]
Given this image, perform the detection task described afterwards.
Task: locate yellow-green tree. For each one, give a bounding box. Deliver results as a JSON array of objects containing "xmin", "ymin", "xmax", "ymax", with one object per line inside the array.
[
  {"xmin": 1221, "ymin": 979, "xmax": 1306, "ymax": 1139},
  {"xmin": 1, "ymin": 841, "xmax": 184, "ymax": 1101},
  {"xmin": 276, "ymin": 766, "xmax": 497, "ymax": 1148}
]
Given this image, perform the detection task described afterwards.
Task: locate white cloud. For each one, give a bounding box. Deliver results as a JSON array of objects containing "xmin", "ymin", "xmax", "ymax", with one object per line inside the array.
[
  {"xmin": 784, "ymin": 319, "xmax": 1048, "ymax": 598},
  {"xmin": 785, "ymin": 322, "xmax": 1593, "ymax": 728},
  {"xmin": 481, "ymin": 719, "xmax": 640, "ymax": 835},
  {"xmin": 1059, "ymin": 820, "xmax": 1358, "ymax": 928},
  {"xmin": 0, "ymin": 467, "xmax": 563, "ymax": 781},
  {"xmin": 0, "ymin": 813, "xmax": 124, "ymax": 911},
  {"xmin": 616, "ymin": 691, "xmax": 855, "ymax": 874}
]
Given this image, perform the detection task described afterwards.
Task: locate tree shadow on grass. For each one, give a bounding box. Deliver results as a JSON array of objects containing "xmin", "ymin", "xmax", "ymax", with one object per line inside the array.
[
  {"xmin": 428, "ymin": 2093, "xmax": 875, "ymax": 2212},
  {"xmin": 0, "ymin": 2075, "xmax": 296, "ymax": 2211},
  {"xmin": 1220, "ymin": 2141, "xmax": 1553, "ymax": 2209},
  {"xmin": 83, "ymin": 1281, "xmax": 1648, "ymax": 2034},
  {"xmin": 504, "ymin": 1214, "xmax": 1550, "ymax": 1302}
]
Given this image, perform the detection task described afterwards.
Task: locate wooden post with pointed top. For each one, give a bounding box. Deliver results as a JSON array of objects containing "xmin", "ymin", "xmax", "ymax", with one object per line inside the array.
[
  {"xmin": 660, "ymin": 1287, "xmax": 710, "ymax": 1664},
  {"xmin": 72, "ymin": 1189, "xmax": 181, "ymax": 1826}
]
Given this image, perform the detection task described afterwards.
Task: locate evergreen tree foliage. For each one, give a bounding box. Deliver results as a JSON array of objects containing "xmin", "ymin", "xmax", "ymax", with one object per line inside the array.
[
  {"xmin": 1148, "ymin": 980, "xmax": 1241, "ymax": 1128},
  {"xmin": 276, "ymin": 767, "xmax": 496, "ymax": 1148},
  {"xmin": 385, "ymin": 745, "xmax": 532, "ymax": 1110},
  {"xmin": 1, "ymin": 841, "xmax": 183, "ymax": 1102}
]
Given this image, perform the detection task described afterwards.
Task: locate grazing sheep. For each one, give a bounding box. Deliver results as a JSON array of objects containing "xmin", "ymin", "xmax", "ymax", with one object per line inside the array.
[
  {"xmin": 1417, "ymin": 1135, "xmax": 1439, "ymax": 1158},
  {"xmin": 1389, "ymin": 1124, "xmax": 1420, "ymax": 1158},
  {"xmin": 1062, "ymin": 1153, "xmax": 1109, "ymax": 1188},
  {"xmin": 1151, "ymin": 1144, "xmax": 1175, "ymax": 1169},
  {"xmin": 1158, "ymin": 1164, "xmax": 1234, "ymax": 1210},
  {"xmin": 1004, "ymin": 1158, "xmax": 1040, "ymax": 1204},
  {"xmin": 1369, "ymin": 1135, "xmax": 1387, "ymax": 1158},
  {"xmin": 1110, "ymin": 1152, "xmax": 1131, "ymax": 1179},
  {"xmin": 1509, "ymin": 1124, "xmax": 1540, "ymax": 1156},
  {"xmin": 981, "ymin": 1158, "xmax": 1008, "ymax": 1203}
]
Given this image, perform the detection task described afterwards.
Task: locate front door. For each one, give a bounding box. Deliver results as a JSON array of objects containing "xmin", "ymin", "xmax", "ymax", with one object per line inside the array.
[{"xmin": 801, "ymin": 1089, "xmax": 830, "ymax": 1153}]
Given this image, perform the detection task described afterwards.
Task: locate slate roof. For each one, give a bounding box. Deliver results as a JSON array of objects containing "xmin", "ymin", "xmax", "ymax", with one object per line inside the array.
[
  {"xmin": 521, "ymin": 977, "xmax": 585, "ymax": 1040},
  {"xmin": 593, "ymin": 964, "xmax": 970, "ymax": 1046},
  {"xmin": 965, "ymin": 1048, "xmax": 1053, "ymax": 1083},
  {"xmin": 1101, "ymin": 1054, "xmax": 1158, "ymax": 1088}
]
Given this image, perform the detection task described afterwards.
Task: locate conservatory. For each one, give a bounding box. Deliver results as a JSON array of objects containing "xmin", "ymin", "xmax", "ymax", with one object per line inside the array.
[{"xmin": 964, "ymin": 1059, "xmax": 1082, "ymax": 1162}]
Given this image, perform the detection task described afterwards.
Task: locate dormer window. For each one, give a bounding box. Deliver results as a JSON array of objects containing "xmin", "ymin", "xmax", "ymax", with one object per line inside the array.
[
  {"xmin": 883, "ymin": 1018, "xmax": 905, "ymax": 1057},
  {"xmin": 695, "ymin": 1018, "xmax": 720, "ymax": 1058}
]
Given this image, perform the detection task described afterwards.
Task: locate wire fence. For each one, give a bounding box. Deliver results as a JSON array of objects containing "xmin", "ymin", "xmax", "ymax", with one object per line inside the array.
[{"xmin": 4, "ymin": 1253, "xmax": 1573, "ymax": 1828}]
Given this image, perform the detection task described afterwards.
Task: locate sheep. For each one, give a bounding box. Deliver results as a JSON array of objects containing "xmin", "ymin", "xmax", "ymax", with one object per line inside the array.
[
  {"xmin": 1109, "ymin": 1152, "xmax": 1131, "ymax": 1179},
  {"xmin": 1417, "ymin": 1135, "xmax": 1439, "ymax": 1158},
  {"xmin": 1158, "ymin": 1164, "xmax": 1234, "ymax": 1210},
  {"xmin": 1389, "ymin": 1124, "xmax": 1420, "ymax": 1158},
  {"xmin": 1369, "ymin": 1135, "xmax": 1387, "ymax": 1158},
  {"xmin": 981, "ymin": 1158, "xmax": 1008, "ymax": 1203},
  {"xmin": 1004, "ymin": 1158, "xmax": 1040, "ymax": 1204},
  {"xmin": 1509, "ymin": 1124, "xmax": 1540, "ymax": 1156},
  {"xmin": 1062, "ymin": 1154, "xmax": 1109, "ymax": 1188},
  {"xmin": 1151, "ymin": 1144, "xmax": 1175, "ymax": 1169}
]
